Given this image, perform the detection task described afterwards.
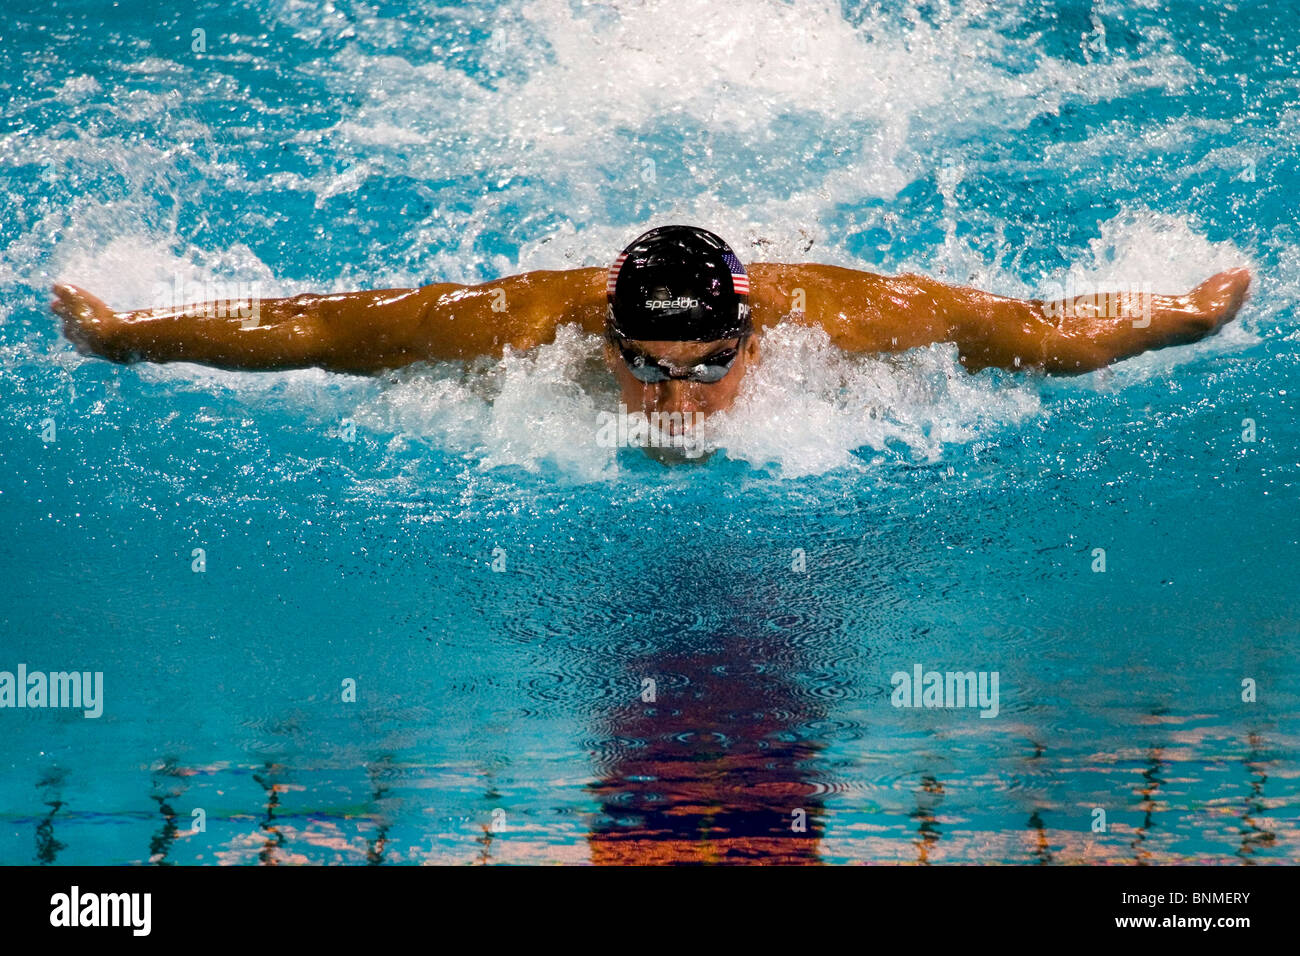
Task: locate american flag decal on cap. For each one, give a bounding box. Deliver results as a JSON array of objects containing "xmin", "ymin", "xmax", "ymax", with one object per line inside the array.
[
  {"xmin": 722, "ymin": 250, "xmax": 749, "ymax": 295},
  {"xmin": 606, "ymin": 253, "xmax": 627, "ymax": 295}
]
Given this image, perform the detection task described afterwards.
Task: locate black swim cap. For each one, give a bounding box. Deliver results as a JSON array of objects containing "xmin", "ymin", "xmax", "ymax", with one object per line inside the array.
[{"xmin": 606, "ymin": 225, "xmax": 751, "ymax": 342}]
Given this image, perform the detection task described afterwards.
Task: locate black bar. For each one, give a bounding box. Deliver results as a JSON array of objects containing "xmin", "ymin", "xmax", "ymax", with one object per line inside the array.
[{"xmin": 3, "ymin": 863, "xmax": 1284, "ymax": 940}]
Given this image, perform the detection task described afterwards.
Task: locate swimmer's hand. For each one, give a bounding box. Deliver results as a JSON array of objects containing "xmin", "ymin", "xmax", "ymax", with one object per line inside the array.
[
  {"xmin": 1185, "ymin": 268, "xmax": 1252, "ymax": 335},
  {"xmin": 51, "ymin": 283, "xmax": 131, "ymax": 361}
]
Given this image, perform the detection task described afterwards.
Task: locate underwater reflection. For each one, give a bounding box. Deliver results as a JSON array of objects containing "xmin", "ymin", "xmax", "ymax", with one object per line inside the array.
[{"xmin": 585, "ymin": 621, "xmax": 831, "ymax": 864}]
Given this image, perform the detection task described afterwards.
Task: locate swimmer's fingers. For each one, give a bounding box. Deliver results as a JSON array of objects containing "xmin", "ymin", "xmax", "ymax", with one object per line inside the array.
[
  {"xmin": 51, "ymin": 282, "xmax": 111, "ymax": 321},
  {"xmin": 1186, "ymin": 267, "xmax": 1252, "ymax": 332},
  {"xmin": 51, "ymin": 283, "xmax": 127, "ymax": 359}
]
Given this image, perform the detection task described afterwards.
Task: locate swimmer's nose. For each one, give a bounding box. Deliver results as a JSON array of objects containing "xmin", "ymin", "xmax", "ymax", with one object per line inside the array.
[
  {"xmin": 657, "ymin": 381, "xmax": 694, "ymax": 410},
  {"xmin": 654, "ymin": 382, "xmax": 699, "ymax": 432}
]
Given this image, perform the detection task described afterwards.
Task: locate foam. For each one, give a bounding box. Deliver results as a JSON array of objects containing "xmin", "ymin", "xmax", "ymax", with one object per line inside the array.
[
  {"xmin": 353, "ymin": 324, "xmax": 619, "ymax": 481},
  {"xmin": 3, "ymin": 0, "xmax": 1282, "ymax": 483},
  {"xmin": 1044, "ymin": 208, "xmax": 1249, "ymax": 299},
  {"xmin": 297, "ymin": 0, "xmax": 1196, "ymax": 273},
  {"xmin": 335, "ymin": 320, "xmax": 1041, "ymax": 482},
  {"xmin": 710, "ymin": 323, "xmax": 1041, "ymax": 478},
  {"xmin": 54, "ymin": 236, "xmax": 285, "ymax": 309}
]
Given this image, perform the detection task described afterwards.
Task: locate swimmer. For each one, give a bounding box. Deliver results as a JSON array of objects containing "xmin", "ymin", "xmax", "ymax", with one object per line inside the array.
[{"xmin": 52, "ymin": 224, "xmax": 1251, "ymax": 436}]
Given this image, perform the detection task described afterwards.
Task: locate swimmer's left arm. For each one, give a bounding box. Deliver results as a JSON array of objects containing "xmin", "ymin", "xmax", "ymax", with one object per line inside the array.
[
  {"xmin": 748, "ymin": 263, "xmax": 1252, "ymax": 374},
  {"xmin": 922, "ymin": 269, "xmax": 1252, "ymax": 374}
]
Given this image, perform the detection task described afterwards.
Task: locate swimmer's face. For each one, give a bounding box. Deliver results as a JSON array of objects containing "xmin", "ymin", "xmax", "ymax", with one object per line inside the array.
[{"xmin": 603, "ymin": 334, "xmax": 760, "ymax": 432}]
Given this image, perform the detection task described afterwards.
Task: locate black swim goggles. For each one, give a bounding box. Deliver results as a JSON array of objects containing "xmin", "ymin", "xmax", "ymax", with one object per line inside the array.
[{"xmin": 609, "ymin": 332, "xmax": 747, "ymax": 384}]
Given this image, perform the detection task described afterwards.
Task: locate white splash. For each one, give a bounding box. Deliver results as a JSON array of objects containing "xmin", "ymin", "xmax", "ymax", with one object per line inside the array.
[{"xmin": 5, "ymin": 0, "xmax": 1280, "ymax": 485}]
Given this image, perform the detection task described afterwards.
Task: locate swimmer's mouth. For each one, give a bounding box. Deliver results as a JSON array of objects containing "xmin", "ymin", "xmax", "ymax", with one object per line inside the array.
[{"xmin": 650, "ymin": 410, "xmax": 708, "ymax": 438}]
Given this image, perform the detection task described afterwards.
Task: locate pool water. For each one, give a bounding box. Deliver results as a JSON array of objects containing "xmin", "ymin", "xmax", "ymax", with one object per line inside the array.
[{"xmin": 1, "ymin": 0, "xmax": 1297, "ymax": 864}]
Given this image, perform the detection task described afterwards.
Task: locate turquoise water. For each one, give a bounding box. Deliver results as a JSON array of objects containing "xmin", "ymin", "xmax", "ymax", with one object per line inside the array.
[{"xmin": 1, "ymin": 0, "xmax": 1297, "ymax": 863}]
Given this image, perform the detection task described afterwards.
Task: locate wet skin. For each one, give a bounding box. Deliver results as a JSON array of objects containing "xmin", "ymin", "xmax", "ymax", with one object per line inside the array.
[{"xmin": 52, "ymin": 262, "xmax": 1253, "ymax": 423}]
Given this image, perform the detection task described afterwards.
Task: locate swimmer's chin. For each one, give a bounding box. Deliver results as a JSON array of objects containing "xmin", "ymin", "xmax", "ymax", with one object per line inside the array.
[{"xmin": 642, "ymin": 444, "xmax": 715, "ymax": 465}]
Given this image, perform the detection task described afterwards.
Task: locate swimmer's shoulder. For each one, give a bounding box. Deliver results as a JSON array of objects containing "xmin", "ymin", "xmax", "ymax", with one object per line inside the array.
[{"xmin": 747, "ymin": 262, "xmax": 891, "ymax": 331}]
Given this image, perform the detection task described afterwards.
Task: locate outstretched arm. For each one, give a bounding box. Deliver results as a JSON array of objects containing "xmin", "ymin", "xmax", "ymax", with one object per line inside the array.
[
  {"xmin": 52, "ymin": 268, "xmax": 607, "ymax": 373},
  {"xmin": 748, "ymin": 263, "xmax": 1252, "ymax": 374}
]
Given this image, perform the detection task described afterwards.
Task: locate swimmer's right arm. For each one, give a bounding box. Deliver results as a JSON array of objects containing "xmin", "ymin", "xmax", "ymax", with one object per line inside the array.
[{"xmin": 52, "ymin": 268, "xmax": 608, "ymax": 373}]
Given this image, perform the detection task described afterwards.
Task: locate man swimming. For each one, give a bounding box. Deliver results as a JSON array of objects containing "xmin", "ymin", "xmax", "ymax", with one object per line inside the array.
[{"xmin": 52, "ymin": 224, "xmax": 1251, "ymax": 441}]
